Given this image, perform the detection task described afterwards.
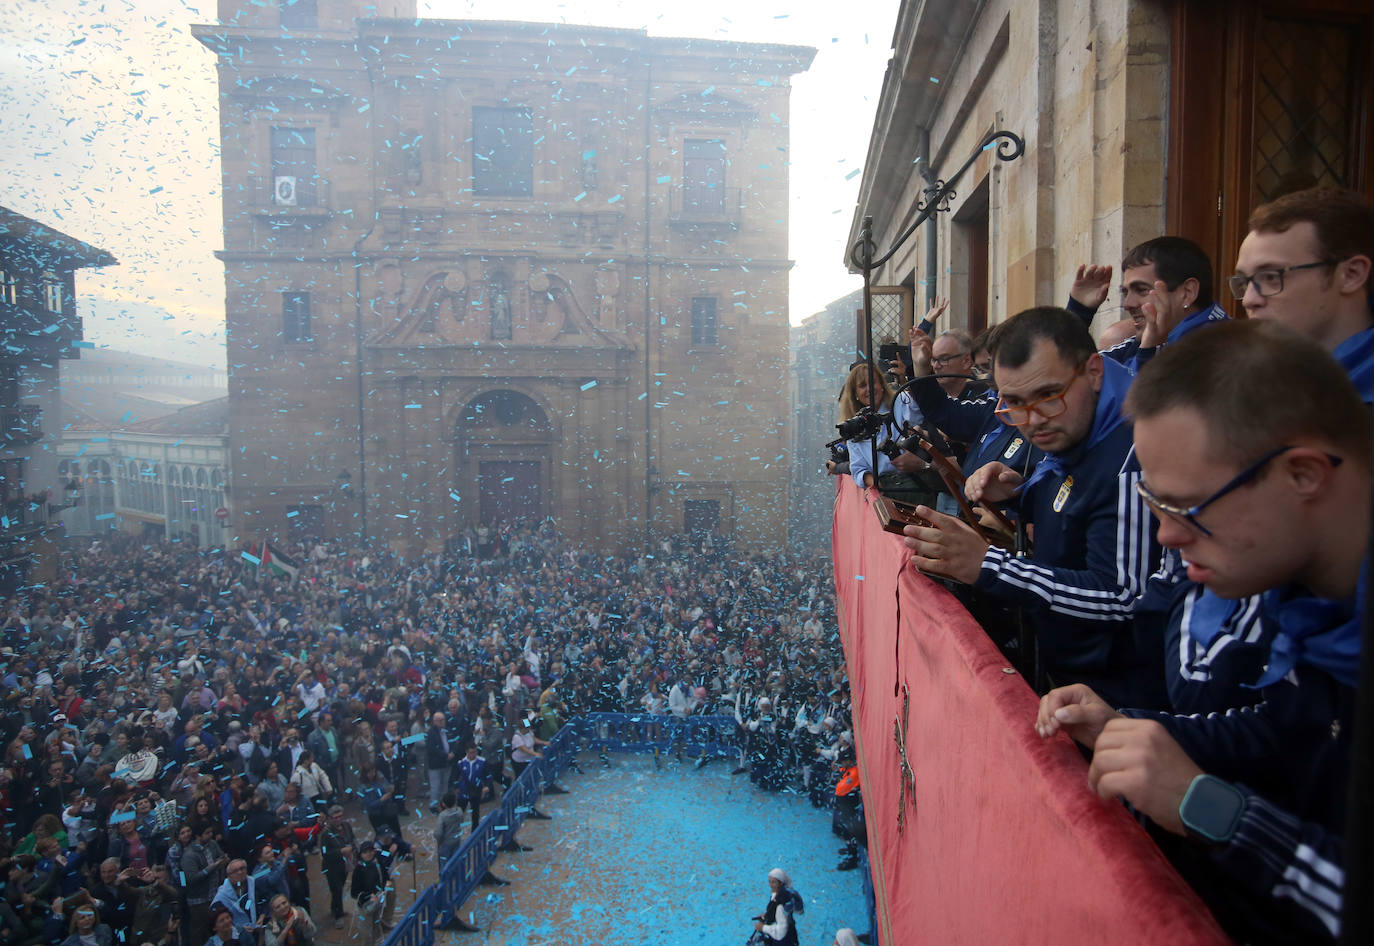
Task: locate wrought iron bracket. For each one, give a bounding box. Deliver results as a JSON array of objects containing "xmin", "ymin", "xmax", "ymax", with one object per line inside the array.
[{"xmin": 844, "ymin": 129, "xmax": 1024, "ymax": 478}]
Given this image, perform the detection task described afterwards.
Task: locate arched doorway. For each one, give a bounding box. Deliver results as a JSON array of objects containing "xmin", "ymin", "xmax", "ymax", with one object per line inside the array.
[{"xmin": 455, "ymin": 390, "xmax": 554, "ymax": 530}]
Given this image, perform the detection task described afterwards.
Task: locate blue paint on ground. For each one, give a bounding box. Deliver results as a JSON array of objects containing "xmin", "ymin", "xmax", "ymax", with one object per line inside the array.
[{"xmin": 457, "ymin": 755, "xmax": 866, "ymax": 945}]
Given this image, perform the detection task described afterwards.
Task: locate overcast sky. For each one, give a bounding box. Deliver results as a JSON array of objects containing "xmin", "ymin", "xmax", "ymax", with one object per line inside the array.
[{"xmin": 0, "ymin": 0, "xmax": 900, "ymax": 368}]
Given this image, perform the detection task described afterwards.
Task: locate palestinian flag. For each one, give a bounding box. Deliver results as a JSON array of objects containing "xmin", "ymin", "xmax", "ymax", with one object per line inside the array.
[{"xmin": 261, "ymin": 542, "xmax": 300, "ymax": 583}]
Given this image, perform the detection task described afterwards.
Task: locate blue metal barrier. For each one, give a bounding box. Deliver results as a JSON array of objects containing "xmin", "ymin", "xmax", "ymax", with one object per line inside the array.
[{"xmin": 380, "ymin": 715, "xmax": 738, "ymax": 941}]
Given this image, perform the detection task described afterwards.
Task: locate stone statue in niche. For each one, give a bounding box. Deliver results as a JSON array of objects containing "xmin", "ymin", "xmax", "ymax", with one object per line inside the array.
[
  {"xmin": 489, "ymin": 276, "xmax": 513, "ymax": 340},
  {"xmin": 594, "ymin": 266, "xmax": 619, "ymax": 326}
]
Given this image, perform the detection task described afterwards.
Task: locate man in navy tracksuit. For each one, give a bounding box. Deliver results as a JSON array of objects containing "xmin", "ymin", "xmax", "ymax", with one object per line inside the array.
[
  {"xmin": 902, "ymin": 307, "xmax": 1164, "ymax": 710},
  {"xmin": 1064, "ymin": 235, "xmax": 1229, "ymax": 374},
  {"xmin": 1036, "ymin": 322, "xmax": 1367, "ymax": 944},
  {"xmin": 453, "ymin": 745, "xmax": 494, "ymax": 832},
  {"xmin": 1147, "ymin": 187, "xmax": 1374, "ymax": 718}
]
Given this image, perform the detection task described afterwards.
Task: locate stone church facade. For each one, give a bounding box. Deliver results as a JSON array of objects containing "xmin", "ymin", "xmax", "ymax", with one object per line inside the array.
[{"xmin": 195, "ymin": 0, "xmax": 812, "ymax": 555}]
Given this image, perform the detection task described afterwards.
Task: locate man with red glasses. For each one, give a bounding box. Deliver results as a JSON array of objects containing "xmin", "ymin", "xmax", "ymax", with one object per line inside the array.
[
  {"xmin": 902, "ymin": 306, "xmax": 1165, "ymax": 710},
  {"xmin": 1035, "ymin": 321, "xmax": 1367, "ymax": 943}
]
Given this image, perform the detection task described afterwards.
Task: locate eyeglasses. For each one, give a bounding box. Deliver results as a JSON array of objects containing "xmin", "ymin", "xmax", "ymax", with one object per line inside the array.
[
  {"xmin": 1226, "ymin": 259, "xmax": 1346, "ymax": 299},
  {"xmin": 993, "ymin": 364, "xmax": 1086, "ymax": 427},
  {"xmin": 1136, "ymin": 445, "xmax": 1343, "ymax": 536},
  {"xmin": 931, "ymin": 351, "xmax": 969, "ymax": 368}
]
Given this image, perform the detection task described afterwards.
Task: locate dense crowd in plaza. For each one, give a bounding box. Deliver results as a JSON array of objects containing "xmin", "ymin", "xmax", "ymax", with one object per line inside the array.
[{"xmin": 0, "ymin": 527, "xmax": 855, "ymax": 946}]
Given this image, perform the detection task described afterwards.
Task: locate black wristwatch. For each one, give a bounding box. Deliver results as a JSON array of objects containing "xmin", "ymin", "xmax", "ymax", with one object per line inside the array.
[{"xmin": 1178, "ymin": 774, "xmax": 1247, "ymax": 843}]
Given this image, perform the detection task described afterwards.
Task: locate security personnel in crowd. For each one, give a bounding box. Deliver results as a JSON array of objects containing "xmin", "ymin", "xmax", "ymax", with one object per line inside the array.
[{"xmin": 833, "ymin": 759, "xmax": 864, "ymax": 872}]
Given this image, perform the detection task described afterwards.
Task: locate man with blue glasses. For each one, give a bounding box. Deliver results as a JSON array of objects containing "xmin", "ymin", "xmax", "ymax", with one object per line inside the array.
[
  {"xmin": 1036, "ymin": 320, "xmax": 1367, "ymax": 944},
  {"xmin": 1142, "ymin": 188, "xmax": 1374, "ymax": 718}
]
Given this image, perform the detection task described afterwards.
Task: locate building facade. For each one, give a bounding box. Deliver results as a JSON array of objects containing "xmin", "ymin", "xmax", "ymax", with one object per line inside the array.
[
  {"xmin": 57, "ymin": 398, "xmax": 230, "ymax": 547},
  {"xmin": 0, "ymin": 207, "xmax": 115, "ymax": 590},
  {"xmin": 848, "ymin": 0, "xmax": 1374, "ymax": 340},
  {"xmin": 194, "ymin": 0, "xmax": 813, "ymax": 556}
]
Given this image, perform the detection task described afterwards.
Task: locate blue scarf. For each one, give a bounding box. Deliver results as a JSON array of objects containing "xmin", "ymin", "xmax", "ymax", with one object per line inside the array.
[
  {"xmin": 1254, "ymin": 564, "xmax": 1364, "ymax": 689},
  {"xmin": 1021, "ymin": 357, "xmax": 1134, "ymax": 494},
  {"xmin": 1185, "ymin": 589, "xmax": 1239, "ymax": 648},
  {"xmin": 1334, "ymin": 324, "xmax": 1374, "ymax": 404}
]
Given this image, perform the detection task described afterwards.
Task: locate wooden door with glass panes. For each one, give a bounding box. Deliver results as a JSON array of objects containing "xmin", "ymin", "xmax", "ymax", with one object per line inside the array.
[{"xmin": 1169, "ymin": 0, "xmax": 1373, "ymax": 291}]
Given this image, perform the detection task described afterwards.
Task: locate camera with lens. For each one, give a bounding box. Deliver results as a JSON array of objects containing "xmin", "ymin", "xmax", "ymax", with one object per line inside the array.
[
  {"xmin": 835, "ymin": 408, "xmax": 893, "ymax": 442},
  {"xmin": 825, "ymin": 438, "xmax": 848, "ymax": 464}
]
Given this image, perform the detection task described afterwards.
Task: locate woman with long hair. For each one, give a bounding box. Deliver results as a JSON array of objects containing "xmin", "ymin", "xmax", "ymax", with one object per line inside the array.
[{"xmin": 835, "ymin": 362, "xmax": 938, "ymax": 508}]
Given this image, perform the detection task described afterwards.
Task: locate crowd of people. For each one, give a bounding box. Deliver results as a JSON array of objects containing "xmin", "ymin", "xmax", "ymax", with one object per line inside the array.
[
  {"xmin": 833, "ymin": 185, "xmax": 1371, "ymax": 943},
  {"xmin": 0, "ymin": 526, "xmax": 858, "ymax": 946}
]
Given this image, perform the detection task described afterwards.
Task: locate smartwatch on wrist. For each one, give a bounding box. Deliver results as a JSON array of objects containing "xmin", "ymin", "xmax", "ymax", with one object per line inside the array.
[{"xmin": 1178, "ymin": 774, "xmax": 1246, "ymax": 843}]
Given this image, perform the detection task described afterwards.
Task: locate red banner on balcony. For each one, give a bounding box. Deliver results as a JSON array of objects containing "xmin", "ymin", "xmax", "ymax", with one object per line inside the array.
[{"xmin": 831, "ymin": 479, "xmax": 1230, "ymax": 945}]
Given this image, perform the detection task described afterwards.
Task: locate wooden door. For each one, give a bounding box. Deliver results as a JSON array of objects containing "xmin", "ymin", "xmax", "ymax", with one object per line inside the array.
[{"xmin": 1169, "ymin": 0, "xmax": 1374, "ymax": 287}]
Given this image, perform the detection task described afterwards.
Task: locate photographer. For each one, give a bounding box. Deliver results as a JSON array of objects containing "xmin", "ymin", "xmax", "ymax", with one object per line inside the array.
[{"xmin": 835, "ymin": 363, "xmax": 940, "ymax": 509}]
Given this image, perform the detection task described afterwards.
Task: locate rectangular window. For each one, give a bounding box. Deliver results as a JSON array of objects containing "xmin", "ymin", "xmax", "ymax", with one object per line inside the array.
[
  {"xmin": 283, "ymin": 291, "xmax": 311, "ymax": 342},
  {"xmin": 271, "ymin": 127, "xmax": 317, "ymax": 206},
  {"xmin": 42, "ymin": 274, "xmax": 63, "ymax": 313},
  {"xmin": 278, "ymin": 0, "xmax": 317, "ymax": 30},
  {"xmin": 473, "ymin": 106, "xmax": 533, "ymax": 196},
  {"xmin": 0, "ymin": 270, "xmax": 17, "ymax": 305},
  {"xmin": 690, "ymin": 297, "xmax": 718, "ymax": 346},
  {"xmin": 683, "ymin": 138, "xmax": 726, "ymax": 212}
]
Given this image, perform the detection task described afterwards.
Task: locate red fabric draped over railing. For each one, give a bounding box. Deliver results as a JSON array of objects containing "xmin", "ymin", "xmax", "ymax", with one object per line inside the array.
[{"xmin": 831, "ymin": 479, "xmax": 1231, "ymax": 945}]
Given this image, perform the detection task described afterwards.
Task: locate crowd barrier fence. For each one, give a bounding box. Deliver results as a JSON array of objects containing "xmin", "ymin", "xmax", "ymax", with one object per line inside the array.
[
  {"xmin": 379, "ymin": 714, "xmax": 738, "ymax": 943},
  {"xmin": 831, "ymin": 478, "xmax": 1232, "ymax": 945}
]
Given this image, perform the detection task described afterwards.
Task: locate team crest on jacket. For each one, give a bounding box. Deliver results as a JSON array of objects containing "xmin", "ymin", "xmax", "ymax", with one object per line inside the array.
[
  {"xmin": 1002, "ymin": 437, "xmax": 1023, "ymax": 459},
  {"xmin": 1053, "ymin": 475, "xmax": 1074, "ymax": 512}
]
